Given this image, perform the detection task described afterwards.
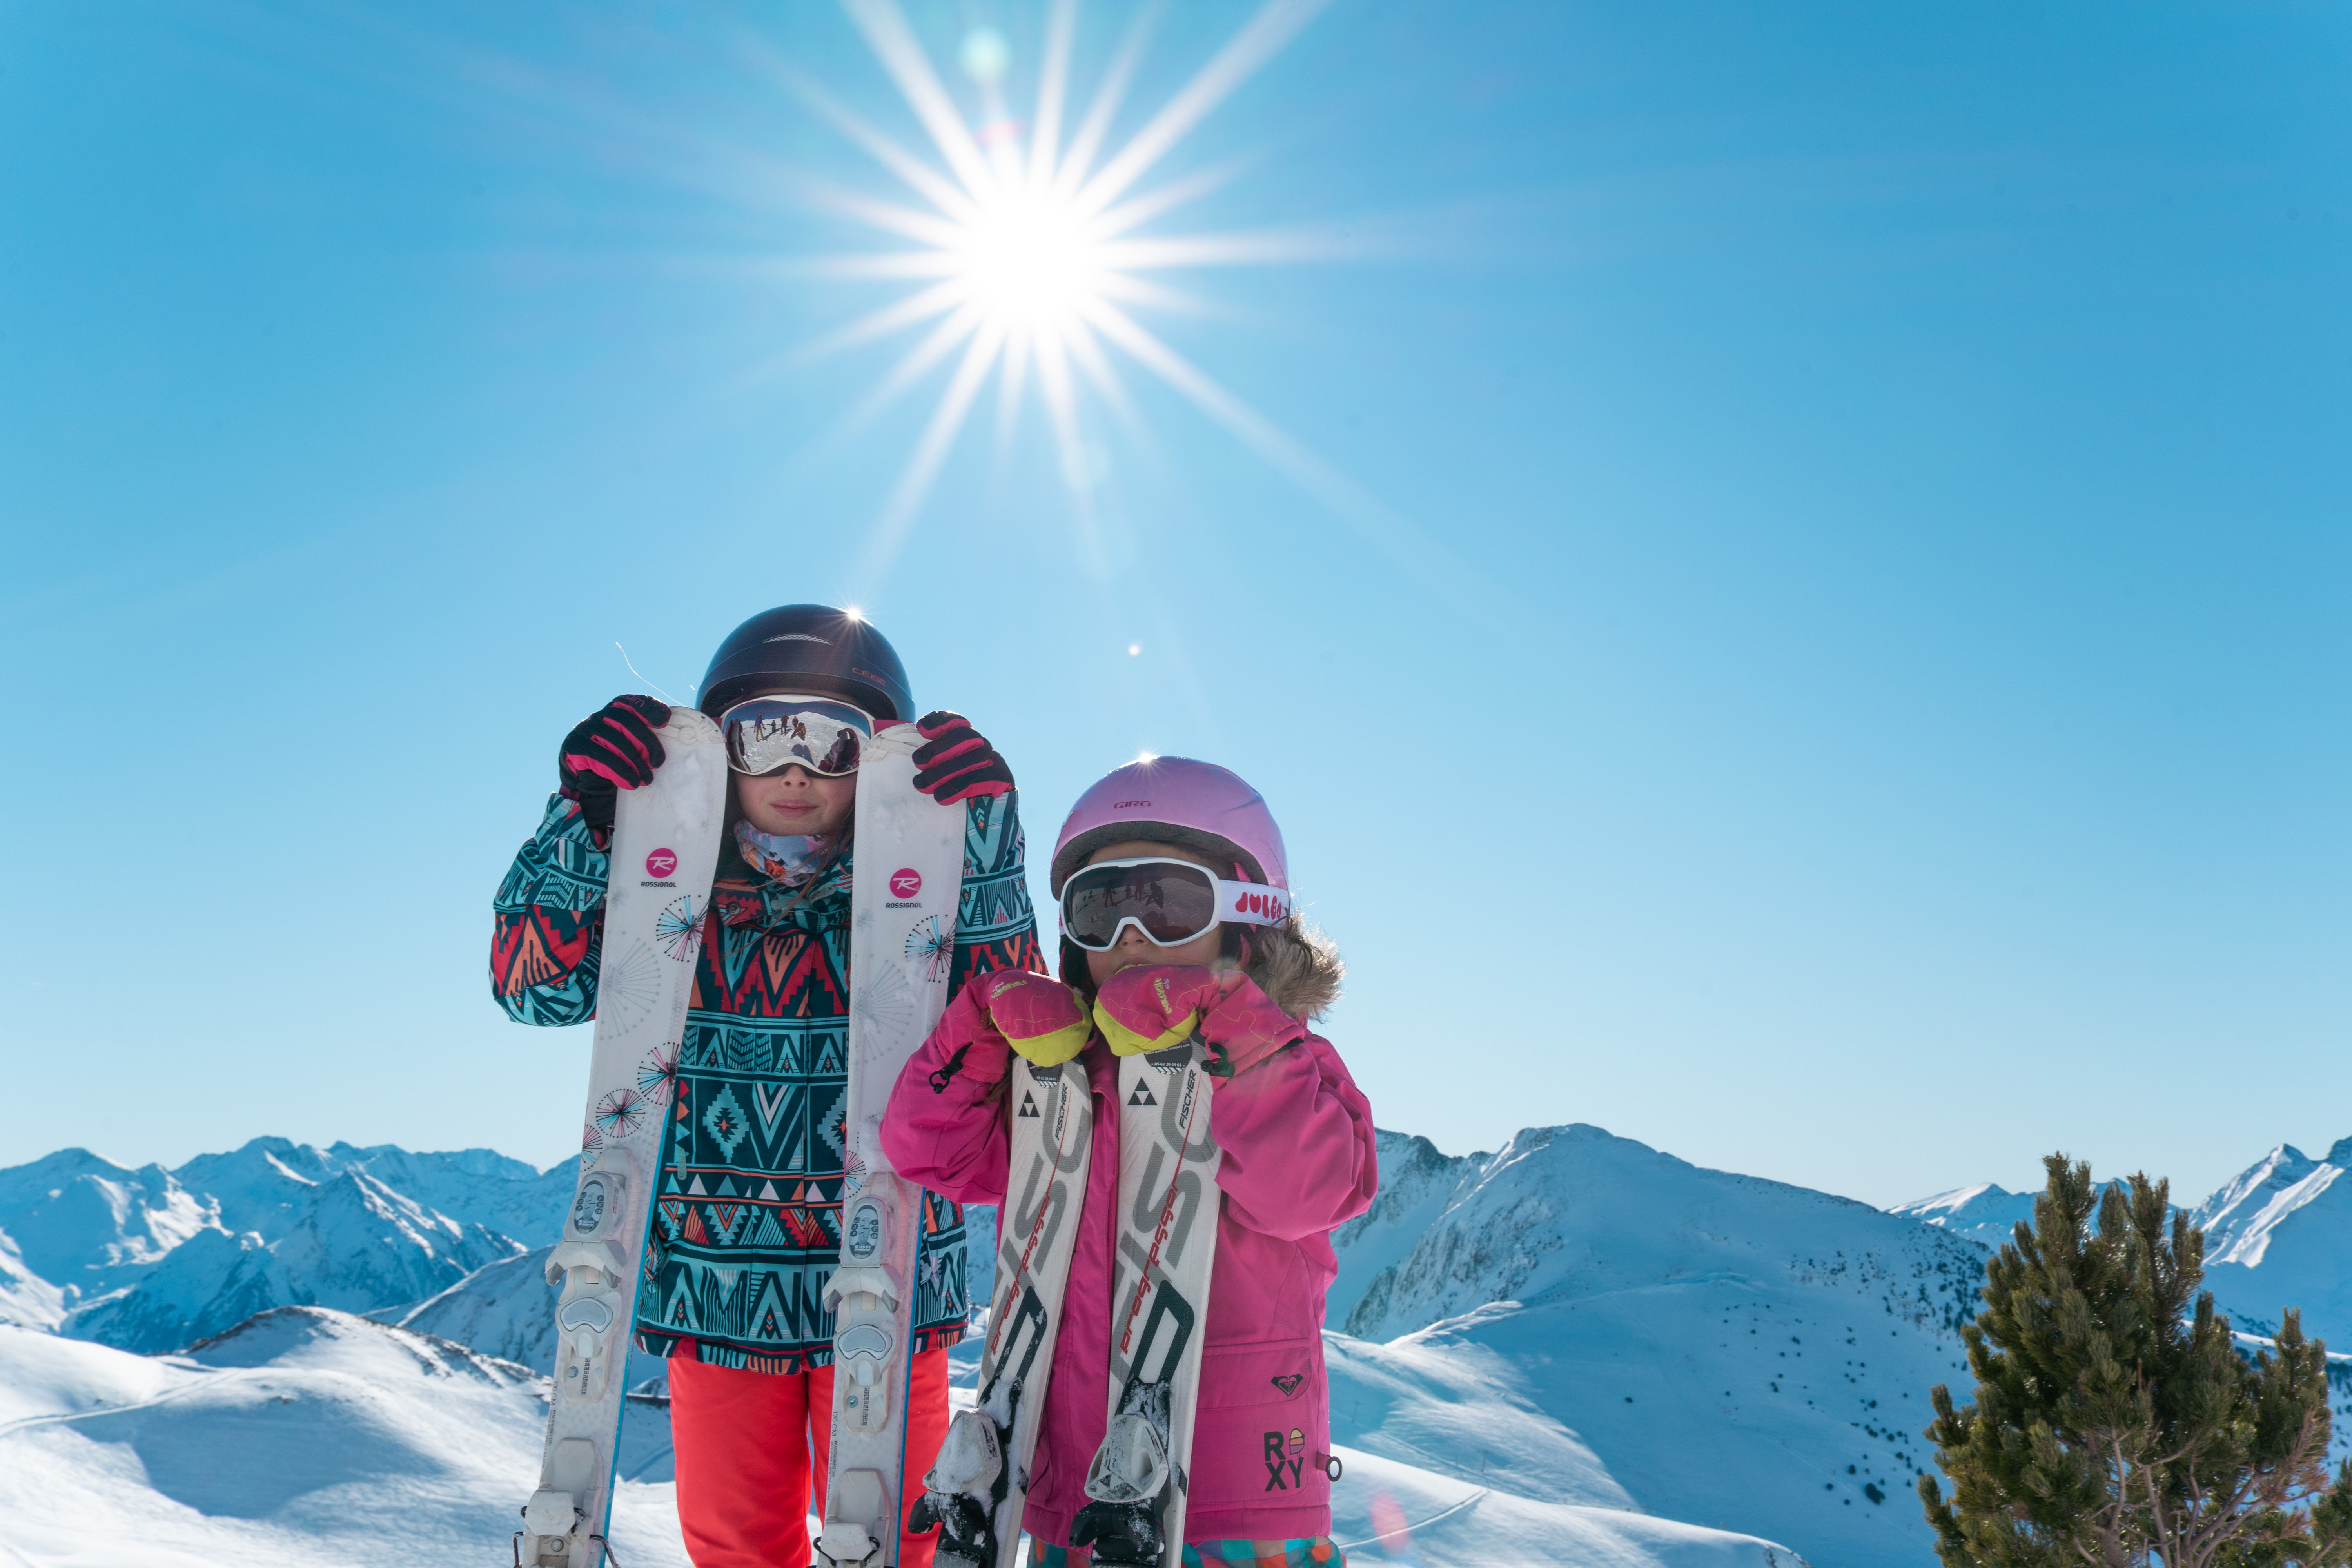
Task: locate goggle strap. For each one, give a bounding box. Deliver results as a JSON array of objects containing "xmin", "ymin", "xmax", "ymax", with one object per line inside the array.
[{"xmin": 1057, "ymin": 858, "xmax": 1291, "ymax": 949}]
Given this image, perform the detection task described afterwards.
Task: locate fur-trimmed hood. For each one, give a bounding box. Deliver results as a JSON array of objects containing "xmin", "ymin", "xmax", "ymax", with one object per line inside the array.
[{"xmin": 1238, "ymin": 918, "xmax": 1344, "ymax": 1023}]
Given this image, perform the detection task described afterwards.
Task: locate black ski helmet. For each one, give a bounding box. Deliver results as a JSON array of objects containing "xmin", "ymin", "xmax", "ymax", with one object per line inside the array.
[{"xmin": 697, "ymin": 605, "xmax": 914, "ymax": 723}]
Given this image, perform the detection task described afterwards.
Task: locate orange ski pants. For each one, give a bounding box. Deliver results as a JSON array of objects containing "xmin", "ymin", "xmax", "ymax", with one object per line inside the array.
[{"xmin": 669, "ymin": 1345, "xmax": 951, "ymax": 1568}]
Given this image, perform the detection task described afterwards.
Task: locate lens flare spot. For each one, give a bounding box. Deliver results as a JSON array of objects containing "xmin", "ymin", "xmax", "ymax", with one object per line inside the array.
[
  {"xmin": 959, "ymin": 27, "xmax": 1009, "ymax": 85},
  {"xmin": 1127, "ymin": 643, "xmax": 1142, "ymax": 657}
]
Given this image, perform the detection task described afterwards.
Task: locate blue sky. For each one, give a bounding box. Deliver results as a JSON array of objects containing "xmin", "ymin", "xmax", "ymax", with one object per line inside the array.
[{"xmin": 2, "ymin": 0, "xmax": 2346, "ymax": 1210}]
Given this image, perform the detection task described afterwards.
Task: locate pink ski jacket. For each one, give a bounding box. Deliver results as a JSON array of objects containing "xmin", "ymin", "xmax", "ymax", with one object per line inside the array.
[{"xmin": 882, "ymin": 976, "xmax": 1378, "ymax": 1550}]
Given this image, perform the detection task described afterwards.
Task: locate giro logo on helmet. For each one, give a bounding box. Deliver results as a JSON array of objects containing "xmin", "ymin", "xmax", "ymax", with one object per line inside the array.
[
  {"xmin": 890, "ymin": 867, "xmax": 922, "ymax": 898},
  {"xmin": 645, "ymin": 848, "xmax": 678, "ymax": 878},
  {"xmin": 1112, "ymin": 799, "xmax": 1151, "ymax": 809}
]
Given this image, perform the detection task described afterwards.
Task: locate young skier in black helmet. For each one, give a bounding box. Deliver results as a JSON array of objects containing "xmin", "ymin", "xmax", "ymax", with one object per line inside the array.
[{"xmin": 492, "ymin": 604, "xmax": 1043, "ymax": 1568}]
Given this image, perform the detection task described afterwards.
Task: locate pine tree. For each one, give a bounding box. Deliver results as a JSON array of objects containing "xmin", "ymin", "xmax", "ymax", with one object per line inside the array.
[{"xmin": 1918, "ymin": 1154, "xmax": 2352, "ymax": 1568}]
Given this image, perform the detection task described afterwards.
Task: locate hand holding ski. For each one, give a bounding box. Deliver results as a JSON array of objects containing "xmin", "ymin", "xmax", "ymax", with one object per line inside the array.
[{"xmin": 1094, "ymin": 965, "xmax": 1306, "ymax": 1078}]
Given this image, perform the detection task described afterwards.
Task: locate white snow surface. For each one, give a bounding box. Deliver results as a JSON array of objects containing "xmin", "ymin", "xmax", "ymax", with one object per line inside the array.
[
  {"xmin": 0, "ymin": 1308, "xmax": 682, "ymax": 1568},
  {"xmin": 0, "ymin": 1303, "xmax": 1794, "ymax": 1568}
]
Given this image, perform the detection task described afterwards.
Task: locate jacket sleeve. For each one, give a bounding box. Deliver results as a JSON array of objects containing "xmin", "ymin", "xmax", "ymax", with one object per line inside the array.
[
  {"xmin": 881, "ymin": 982, "xmax": 1016, "ymax": 1207},
  {"xmin": 944, "ymin": 788, "xmax": 1045, "ymax": 1003},
  {"xmin": 489, "ymin": 793, "xmax": 610, "ymax": 1026},
  {"xmin": 1208, "ymin": 1031, "xmax": 1379, "ymax": 1242}
]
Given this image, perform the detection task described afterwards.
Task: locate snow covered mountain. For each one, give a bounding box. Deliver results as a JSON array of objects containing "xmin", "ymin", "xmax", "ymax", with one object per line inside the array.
[
  {"xmin": 1328, "ymin": 1125, "xmax": 1985, "ymax": 1568},
  {"xmin": 1882, "ymin": 1183, "xmax": 2040, "ymax": 1251},
  {"xmin": 1893, "ymin": 1136, "xmax": 2352, "ymax": 1351},
  {"xmin": 0, "ymin": 1138, "xmax": 575, "ymax": 1354},
  {"xmin": 0, "ymin": 1148, "xmax": 214, "ymax": 1318},
  {"xmin": 2192, "ymin": 1139, "xmax": 2352, "ymax": 1347}
]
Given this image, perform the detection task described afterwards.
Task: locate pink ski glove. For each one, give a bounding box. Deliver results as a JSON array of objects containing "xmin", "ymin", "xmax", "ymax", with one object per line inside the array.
[
  {"xmin": 977, "ymin": 970, "xmax": 1092, "ymax": 1067},
  {"xmin": 1093, "ymin": 966, "xmax": 1306, "ymax": 1076}
]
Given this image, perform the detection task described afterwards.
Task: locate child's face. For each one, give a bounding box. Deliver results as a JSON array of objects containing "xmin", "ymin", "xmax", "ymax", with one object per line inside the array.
[
  {"xmin": 1079, "ymin": 839, "xmax": 1225, "ymax": 987},
  {"xmin": 735, "ymin": 765, "xmax": 856, "ymax": 839}
]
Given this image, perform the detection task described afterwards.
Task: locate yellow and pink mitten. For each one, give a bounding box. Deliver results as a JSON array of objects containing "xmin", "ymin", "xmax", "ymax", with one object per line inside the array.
[
  {"xmin": 1093, "ymin": 965, "xmax": 1307, "ymax": 1078},
  {"xmin": 977, "ymin": 970, "xmax": 1092, "ymax": 1067}
]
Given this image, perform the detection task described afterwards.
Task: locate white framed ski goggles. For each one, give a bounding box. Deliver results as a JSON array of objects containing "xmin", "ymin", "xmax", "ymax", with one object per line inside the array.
[
  {"xmin": 717, "ymin": 695, "xmax": 872, "ymax": 777},
  {"xmin": 1058, "ymin": 857, "xmax": 1292, "ymax": 952}
]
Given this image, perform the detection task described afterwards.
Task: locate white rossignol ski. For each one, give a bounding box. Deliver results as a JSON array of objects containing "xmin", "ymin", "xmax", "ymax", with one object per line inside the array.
[
  {"xmin": 1071, "ymin": 1039, "xmax": 1221, "ymax": 1568},
  {"xmin": 815, "ymin": 725, "xmax": 967, "ymax": 1568},
  {"xmin": 518, "ymin": 709, "xmax": 727, "ymax": 1568},
  {"xmin": 911, "ymin": 1054, "xmax": 1096, "ymax": 1568}
]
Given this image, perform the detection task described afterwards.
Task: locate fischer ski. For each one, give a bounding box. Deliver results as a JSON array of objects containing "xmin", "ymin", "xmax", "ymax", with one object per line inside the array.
[
  {"xmin": 517, "ymin": 708, "xmax": 727, "ymax": 1568},
  {"xmin": 815, "ymin": 724, "xmax": 968, "ymax": 1568},
  {"xmin": 911, "ymin": 1053, "xmax": 1096, "ymax": 1568},
  {"xmin": 1071, "ymin": 1039, "xmax": 1221, "ymax": 1568}
]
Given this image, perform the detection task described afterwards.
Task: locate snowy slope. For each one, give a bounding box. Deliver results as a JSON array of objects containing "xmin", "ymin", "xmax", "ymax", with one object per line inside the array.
[
  {"xmin": 2193, "ymin": 1139, "xmax": 2352, "ymax": 1347},
  {"xmin": 1883, "ymin": 1183, "xmax": 2039, "ymax": 1252},
  {"xmin": 0, "ymin": 1308, "xmax": 684, "ymax": 1568},
  {"xmin": 1333, "ymin": 1124, "xmax": 1985, "ymax": 1568},
  {"xmin": 0, "ymin": 1303, "xmax": 1797, "ymax": 1568},
  {"xmin": 0, "ymin": 1226, "xmax": 68, "ymax": 1331}
]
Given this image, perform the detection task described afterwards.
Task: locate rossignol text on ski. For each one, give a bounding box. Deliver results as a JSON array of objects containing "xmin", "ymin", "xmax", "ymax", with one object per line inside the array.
[
  {"xmin": 517, "ymin": 708, "xmax": 726, "ymax": 1568},
  {"xmin": 814, "ymin": 724, "xmax": 969, "ymax": 1568}
]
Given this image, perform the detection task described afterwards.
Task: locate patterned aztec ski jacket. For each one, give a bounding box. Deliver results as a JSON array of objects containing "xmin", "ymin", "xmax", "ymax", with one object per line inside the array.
[
  {"xmin": 883, "ymin": 980, "xmax": 1378, "ymax": 1549},
  {"xmin": 490, "ymin": 788, "xmax": 1044, "ymax": 1372}
]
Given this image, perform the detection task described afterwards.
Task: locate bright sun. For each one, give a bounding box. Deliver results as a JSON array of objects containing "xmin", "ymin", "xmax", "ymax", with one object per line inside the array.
[
  {"xmin": 958, "ymin": 186, "xmax": 1104, "ymax": 329},
  {"xmin": 785, "ymin": 0, "xmax": 1357, "ymax": 586}
]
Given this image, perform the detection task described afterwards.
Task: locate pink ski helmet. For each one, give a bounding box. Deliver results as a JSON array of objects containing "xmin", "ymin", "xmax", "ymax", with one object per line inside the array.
[{"xmin": 1050, "ymin": 756, "xmax": 1289, "ymax": 897}]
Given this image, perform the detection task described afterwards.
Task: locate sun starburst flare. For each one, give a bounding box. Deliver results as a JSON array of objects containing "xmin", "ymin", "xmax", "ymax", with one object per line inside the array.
[{"xmin": 776, "ymin": 0, "xmax": 1405, "ymax": 591}]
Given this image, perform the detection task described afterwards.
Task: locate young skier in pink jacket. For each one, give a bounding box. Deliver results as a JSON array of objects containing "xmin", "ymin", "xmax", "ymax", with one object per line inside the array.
[{"xmin": 882, "ymin": 756, "xmax": 1379, "ymax": 1566}]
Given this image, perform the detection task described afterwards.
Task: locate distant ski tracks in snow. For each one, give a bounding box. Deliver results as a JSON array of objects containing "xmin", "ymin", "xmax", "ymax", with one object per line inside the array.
[
  {"xmin": 1331, "ymin": 1483, "xmax": 1492, "ymax": 1550},
  {"xmin": 0, "ymin": 1374, "xmax": 214, "ymax": 1439}
]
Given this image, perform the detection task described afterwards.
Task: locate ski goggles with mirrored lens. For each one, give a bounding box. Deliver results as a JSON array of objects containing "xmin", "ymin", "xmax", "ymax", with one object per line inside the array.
[
  {"xmin": 718, "ymin": 695, "xmax": 873, "ymax": 777},
  {"xmin": 1058, "ymin": 857, "xmax": 1293, "ymax": 951}
]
